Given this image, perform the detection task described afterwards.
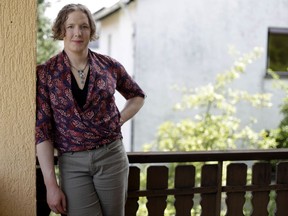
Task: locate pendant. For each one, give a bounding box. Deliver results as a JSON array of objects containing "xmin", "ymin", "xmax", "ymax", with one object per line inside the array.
[{"xmin": 78, "ymin": 70, "xmax": 85, "ymax": 84}]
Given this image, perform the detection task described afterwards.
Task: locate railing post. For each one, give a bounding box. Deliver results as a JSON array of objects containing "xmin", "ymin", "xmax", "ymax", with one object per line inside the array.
[
  {"xmin": 226, "ymin": 163, "xmax": 247, "ymax": 216},
  {"xmin": 275, "ymin": 162, "xmax": 288, "ymax": 216},
  {"xmin": 251, "ymin": 162, "xmax": 271, "ymax": 216},
  {"xmin": 174, "ymin": 165, "xmax": 195, "ymax": 216},
  {"xmin": 125, "ymin": 166, "xmax": 140, "ymax": 216},
  {"xmin": 200, "ymin": 164, "xmax": 219, "ymax": 216},
  {"xmin": 215, "ymin": 161, "xmax": 223, "ymax": 216},
  {"xmin": 146, "ymin": 166, "xmax": 168, "ymax": 216}
]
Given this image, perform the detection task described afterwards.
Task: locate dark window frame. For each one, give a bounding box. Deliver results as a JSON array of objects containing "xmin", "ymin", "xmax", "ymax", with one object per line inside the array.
[{"xmin": 266, "ymin": 27, "xmax": 288, "ymax": 78}]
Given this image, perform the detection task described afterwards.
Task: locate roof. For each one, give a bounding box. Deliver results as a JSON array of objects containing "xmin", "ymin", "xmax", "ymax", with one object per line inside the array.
[{"xmin": 93, "ymin": 0, "xmax": 134, "ymax": 21}]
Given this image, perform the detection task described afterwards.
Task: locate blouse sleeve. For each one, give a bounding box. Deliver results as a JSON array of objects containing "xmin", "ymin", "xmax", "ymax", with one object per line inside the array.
[
  {"xmin": 115, "ymin": 61, "xmax": 146, "ymax": 99},
  {"xmin": 35, "ymin": 64, "xmax": 54, "ymax": 145}
]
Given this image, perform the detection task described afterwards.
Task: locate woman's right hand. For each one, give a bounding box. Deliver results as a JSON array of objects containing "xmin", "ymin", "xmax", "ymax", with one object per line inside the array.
[
  {"xmin": 36, "ymin": 141, "xmax": 67, "ymax": 214},
  {"xmin": 47, "ymin": 185, "xmax": 67, "ymax": 215}
]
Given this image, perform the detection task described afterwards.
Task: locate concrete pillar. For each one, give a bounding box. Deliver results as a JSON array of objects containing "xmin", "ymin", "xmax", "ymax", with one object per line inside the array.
[{"xmin": 0, "ymin": 0, "xmax": 37, "ymax": 215}]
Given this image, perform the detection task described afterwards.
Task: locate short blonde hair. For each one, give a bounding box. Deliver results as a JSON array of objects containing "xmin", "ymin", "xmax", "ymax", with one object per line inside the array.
[{"xmin": 52, "ymin": 4, "xmax": 97, "ymax": 41}]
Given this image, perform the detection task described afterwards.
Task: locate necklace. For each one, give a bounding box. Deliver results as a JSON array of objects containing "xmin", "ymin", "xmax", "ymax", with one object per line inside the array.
[{"xmin": 71, "ymin": 62, "xmax": 89, "ymax": 85}]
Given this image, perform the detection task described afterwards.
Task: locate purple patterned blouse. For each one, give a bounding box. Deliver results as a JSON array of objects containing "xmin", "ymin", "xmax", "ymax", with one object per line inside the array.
[{"xmin": 36, "ymin": 50, "xmax": 145, "ymax": 153}]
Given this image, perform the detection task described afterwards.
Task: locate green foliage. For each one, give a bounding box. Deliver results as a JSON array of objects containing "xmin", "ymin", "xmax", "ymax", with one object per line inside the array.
[
  {"xmin": 266, "ymin": 70, "xmax": 288, "ymax": 148},
  {"xmin": 144, "ymin": 47, "xmax": 277, "ymax": 152},
  {"xmin": 138, "ymin": 48, "xmax": 278, "ymax": 215},
  {"xmin": 37, "ymin": 0, "xmax": 60, "ymax": 64}
]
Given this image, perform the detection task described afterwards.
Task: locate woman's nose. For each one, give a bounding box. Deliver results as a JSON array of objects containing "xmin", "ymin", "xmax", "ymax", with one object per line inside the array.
[{"xmin": 74, "ymin": 27, "xmax": 82, "ymax": 37}]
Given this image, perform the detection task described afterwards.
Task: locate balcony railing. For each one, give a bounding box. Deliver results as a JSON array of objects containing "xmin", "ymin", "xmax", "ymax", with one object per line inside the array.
[{"xmin": 37, "ymin": 149, "xmax": 288, "ymax": 216}]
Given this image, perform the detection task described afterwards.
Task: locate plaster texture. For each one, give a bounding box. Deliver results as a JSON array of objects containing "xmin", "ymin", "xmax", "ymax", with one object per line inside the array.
[{"xmin": 0, "ymin": 0, "xmax": 37, "ymax": 215}]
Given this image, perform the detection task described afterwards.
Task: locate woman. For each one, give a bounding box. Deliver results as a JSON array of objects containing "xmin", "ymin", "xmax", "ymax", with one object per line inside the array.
[{"xmin": 36, "ymin": 4, "xmax": 145, "ymax": 216}]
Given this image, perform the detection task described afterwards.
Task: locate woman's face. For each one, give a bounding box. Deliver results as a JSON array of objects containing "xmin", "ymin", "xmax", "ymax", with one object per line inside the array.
[{"xmin": 63, "ymin": 10, "xmax": 91, "ymax": 54}]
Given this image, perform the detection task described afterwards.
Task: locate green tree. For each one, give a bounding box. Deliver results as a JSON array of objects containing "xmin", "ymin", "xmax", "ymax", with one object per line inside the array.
[
  {"xmin": 266, "ymin": 70, "xmax": 288, "ymax": 148},
  {"xmin": 37, "ymin": 0, "xmax": 60, "ymax": 64},
  {"xmin": 144, "ymin": 47, "xmax": 277, "ymax": 153},
  {"xmin": 138, "ymin": 47, "xmax": 278, "ymax": 216}
]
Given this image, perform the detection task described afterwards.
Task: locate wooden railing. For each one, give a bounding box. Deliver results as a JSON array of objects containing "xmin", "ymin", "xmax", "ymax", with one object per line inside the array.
[{"xmin": 37, "ymin": 149, "xmax": 288, "ymax": 216}]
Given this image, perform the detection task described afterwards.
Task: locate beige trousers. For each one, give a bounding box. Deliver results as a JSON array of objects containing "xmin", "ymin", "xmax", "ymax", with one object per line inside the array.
[{"xmin": 58, "ymin": 139, "xmax": 129, "ymax": 216}]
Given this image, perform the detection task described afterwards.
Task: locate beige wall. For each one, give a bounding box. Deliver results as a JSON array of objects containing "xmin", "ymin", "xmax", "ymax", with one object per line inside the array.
[{"xmin": 0, "ymin": 0, "xmax": 36, "ymax": 215}]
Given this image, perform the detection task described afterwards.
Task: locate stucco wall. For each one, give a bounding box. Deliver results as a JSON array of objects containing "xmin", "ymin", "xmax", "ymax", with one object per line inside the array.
[
  {"xmin": 0, "ymin": 0, "xmax": 36, "ymax": 215},
  {"xmin": 134, "ymin": 0, "xmax": 288, "ymax": 150},
  {"xmin": 95, "ymin": 1, "xmax": 138, "ymax": 151}
]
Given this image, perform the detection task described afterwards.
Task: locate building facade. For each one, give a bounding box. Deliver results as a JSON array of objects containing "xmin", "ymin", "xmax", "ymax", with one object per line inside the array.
[{"xmin": 93, "ymin": 0, "xmax": 288, "ymax": 151}]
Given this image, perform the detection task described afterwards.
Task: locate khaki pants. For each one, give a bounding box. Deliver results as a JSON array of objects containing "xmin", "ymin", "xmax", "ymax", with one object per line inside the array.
[{"xmin": 58, "ymin": 139, "xmax": 129, "ymax": 216}]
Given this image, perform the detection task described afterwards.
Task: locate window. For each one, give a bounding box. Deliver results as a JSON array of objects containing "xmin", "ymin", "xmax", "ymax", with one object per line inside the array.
[{"xmin": 267, "ymin": 27, "xmax": 288, "ymax": 76}]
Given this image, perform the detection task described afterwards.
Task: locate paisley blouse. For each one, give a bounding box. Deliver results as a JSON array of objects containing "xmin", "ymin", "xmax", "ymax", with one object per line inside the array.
[{"xmin": 36, "ymin": 50, "xmax": 145, "ymax": 153}]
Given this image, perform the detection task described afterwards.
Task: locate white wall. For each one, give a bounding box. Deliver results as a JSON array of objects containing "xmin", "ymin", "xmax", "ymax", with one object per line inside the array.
[
  {"xmin": 94, "ymin": 0, "xmax": 288, "ymax": 151},
  {"xmin": 93, "ymin": 2, "xmax": 137, "ymax": 151},
  {"xmin": 134, "ymin": 0, "xmax": 288, "ymax": 150}
]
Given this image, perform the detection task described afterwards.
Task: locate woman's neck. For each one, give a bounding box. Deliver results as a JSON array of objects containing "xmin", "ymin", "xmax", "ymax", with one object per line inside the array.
[{"xmin": 65, "ymin": 49, "xmax": 89, "ymax": 66}]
